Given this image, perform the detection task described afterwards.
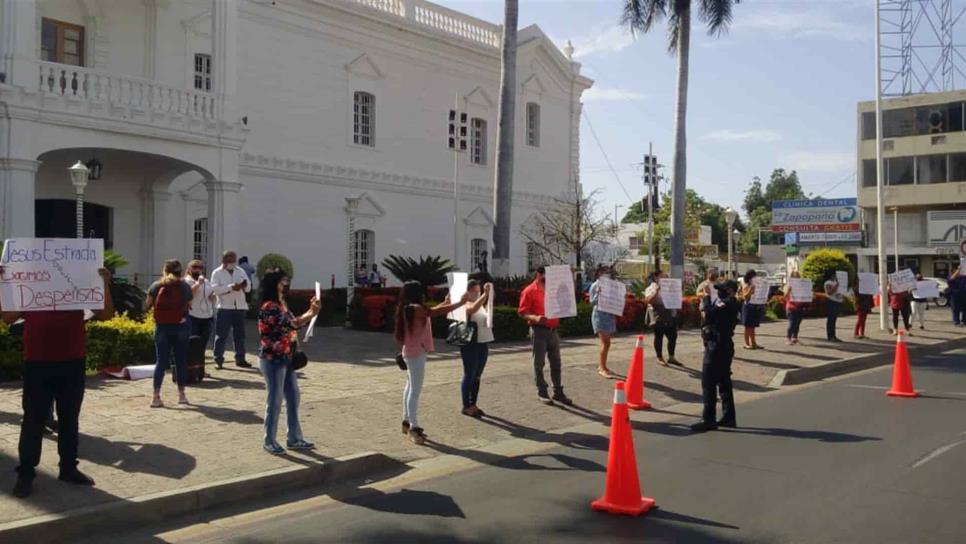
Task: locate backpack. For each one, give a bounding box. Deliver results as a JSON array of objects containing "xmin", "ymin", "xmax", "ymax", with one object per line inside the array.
[{"xmin": 154, "ymin": 282, "xmax": 187, "ymax": 325}]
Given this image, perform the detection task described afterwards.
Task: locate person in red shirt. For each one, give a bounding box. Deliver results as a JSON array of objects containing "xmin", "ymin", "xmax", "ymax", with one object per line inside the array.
[
  {"xmin": 1, "ymin": 267, "xmax": 114, "ymax": 499},
  {"xmin": 518, "ymin": 266, "xmax": 572, "ymax": 406}
]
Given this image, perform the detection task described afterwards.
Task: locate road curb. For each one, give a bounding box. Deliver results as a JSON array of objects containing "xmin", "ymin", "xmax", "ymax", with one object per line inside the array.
[
  {"xmin": 770, "ymin": 337, "xmax": 966, "ymax": 387},
  {"xmin": 0, "ymin": 451, "xmax": 400, "ymax": 544}
]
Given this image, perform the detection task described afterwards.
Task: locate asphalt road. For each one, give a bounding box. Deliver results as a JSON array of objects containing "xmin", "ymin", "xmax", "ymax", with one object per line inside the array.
[{"xmin": 140, "ymin": 350, "xmax": 966, "ymax": 544}]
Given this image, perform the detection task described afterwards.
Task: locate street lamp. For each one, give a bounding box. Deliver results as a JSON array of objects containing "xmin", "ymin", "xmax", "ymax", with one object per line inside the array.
[
  {"xmin": 68, "ymin": 161, "xmax": 90, "ymax": 239},
  {"xmin": 732, "ymin": 228, "xmax": 741, "ymax": 278},
  {"xmin": 345, "ymin": 195, "xmax": 362, "ymax": 328},
  {"xmin": 724, "ymin": 207, "xmax": 738, "ymax": 278}
]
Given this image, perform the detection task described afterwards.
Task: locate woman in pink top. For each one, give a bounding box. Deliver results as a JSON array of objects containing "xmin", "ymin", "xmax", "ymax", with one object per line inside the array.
[{"xmin": 394, "ymin": 281, "xmax": 466, "ymax": 445}]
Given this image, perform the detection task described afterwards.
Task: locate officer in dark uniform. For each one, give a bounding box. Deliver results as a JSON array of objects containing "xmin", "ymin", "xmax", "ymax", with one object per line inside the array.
[{"xmin": 691, "ymin": 279, "xmax": 741, "ymax": 433}]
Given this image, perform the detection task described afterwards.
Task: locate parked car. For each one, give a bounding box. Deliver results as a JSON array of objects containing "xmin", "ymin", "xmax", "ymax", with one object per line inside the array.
[{"xmin": 922, "ymin": 277, "xmax": 949, "ymax": 307}]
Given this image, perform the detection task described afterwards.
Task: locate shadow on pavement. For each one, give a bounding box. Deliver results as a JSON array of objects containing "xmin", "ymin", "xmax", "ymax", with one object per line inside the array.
[
  {"xmin": 481, "ymin": 414, "xmax": 609, "ymax": 451},
  {"xmin": 329, "ymin": 487, "xmax": 466, "ymax": 518},
  {"xmin": 185, "ymin": 404, "xmax": 263, "ymax": 425},
  {"xmin": 424, "ymin": 439, "xmax": 606, "ymax": 473},
  {"xmin": 721, "ymin": 426, "xmax": 881, "ymax": 443},
  {"xmin": 80, "ymin": 434, "xmax": 197, "ymax": 479}
]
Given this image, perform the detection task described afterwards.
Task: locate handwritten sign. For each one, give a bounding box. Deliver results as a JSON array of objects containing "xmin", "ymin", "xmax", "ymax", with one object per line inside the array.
[
  {"xmin": 446, "ymin": 272, "xmax": 469, "ymax": 322},
  {"xmin": 888, "ymin": 268, "xmax": 916, "ymax": 293},
  {"xmin": 912, "ymin": 280, "xmax": 940, "ymax": 299},
  {"xmin": 0, "ymin": 238, "xmax": 104, "ymax": 312},
  {"xmin": 596, "ymin": 278, "xmax": 626, "ymax": 316},
  {"xmin": 836, "ymin": 271, "xmax": 849, "ymax": 293},
  {"xmin": 858, "ymin": 272, "xmax": 879, "ymax": 295},
  {"xmin": 658, "ymin": 278, "xmax": 683, "ymax": 310},
  {"xmin": 303, "ymin": 281, "xmax": 321, "ymax": 343},
  {"xmin": 750, "ymin": 277, "xmax": 769, "ymax": 305},
  {"xmin": 544, "ymin": 265, "xmax": 577, "ymax": 319},
  {"xmin": 789, "ymin": 278, "xmax": 814, "ymax": 303}
]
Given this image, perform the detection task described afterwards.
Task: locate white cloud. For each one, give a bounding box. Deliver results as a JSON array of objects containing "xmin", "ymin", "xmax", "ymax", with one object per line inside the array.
[
  {"xmin": 782, "ymin": 151, "xmax": 854, "ymax": 173},
  {"xmin": 582, "ymin": 87, "xmax": 646, "ymax": 102},
  {"xmin": 560, "ymin": 25, "xmax": 637, "ymax": 59},
  {"xmin": 704, "ymin": 129, "xmax": 783, "ymax": 143},
  {"xmin": 734, "ymin": 6, "xmax": 870, "ymax": 42}
]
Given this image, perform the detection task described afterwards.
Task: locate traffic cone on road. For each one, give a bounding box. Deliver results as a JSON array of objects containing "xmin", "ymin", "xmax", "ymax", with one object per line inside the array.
[
  {"xmin": 591, "ymin": 381, "xmax": 655, "ymax": 516},
  {"xmin": 887, "ymin": 330, "xmax": 919, "ymax": 398},
  {"xmin": 625, "ymin": 335, "xmax": 652, "ymax": 410}
]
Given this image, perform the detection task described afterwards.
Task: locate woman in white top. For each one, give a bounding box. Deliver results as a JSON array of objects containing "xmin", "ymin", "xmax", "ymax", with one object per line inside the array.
[{"xmin": 460, "ymin": 280, "xmax": 494, "ymax": 418}]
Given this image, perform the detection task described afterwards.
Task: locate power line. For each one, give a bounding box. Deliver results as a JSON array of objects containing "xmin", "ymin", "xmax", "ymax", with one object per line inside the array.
[
  {"xmin": 581, "ymin": 109, "xmax": 635, "ymax": 203},
  {"xmin": 812, "ymin": 171, "xmax": 857, "ymax": 198}
]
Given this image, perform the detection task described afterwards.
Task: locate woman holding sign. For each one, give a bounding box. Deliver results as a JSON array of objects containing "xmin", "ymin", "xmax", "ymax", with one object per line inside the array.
[
  {"xmin": 738, "ymin": 270, "xmax": 764, "ymax": 350},
  {"xmin": 644, "ymin": 270, "xmax": 680, "ymax": 365},
  {"xmin": 782, "ymin": 272, "xmax": 806, "ymax": 345},
  {"xmin": 888, "ymin": 281, "xmax": 913, "ymax": 336},
  {"xmin": 459, "ymin": 280, "xmax": 495, "ymax": 417},
  {"xmin": 589, "ymin": 266, "xmax": 618, "ymax": 378}
]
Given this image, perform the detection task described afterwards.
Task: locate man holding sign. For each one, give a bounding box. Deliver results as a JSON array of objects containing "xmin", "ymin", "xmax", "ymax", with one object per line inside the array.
[
  {"xmin": 0, "ymin": 238, "xmax": 115, "ymax": 499},
  {"xmin": 950, "ymin": 266, "xmax": 966, "ymax": 326},
  {"xmin": 518, "ymin": 266, "xmax": 572, "ymax": 406}
]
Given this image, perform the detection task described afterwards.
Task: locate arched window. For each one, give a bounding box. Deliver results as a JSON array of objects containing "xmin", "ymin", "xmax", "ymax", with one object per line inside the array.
[
  {"xmin": 526, "ymin": 102, "xmax": 540, "ymax": 147},
  {"xmin": 353, "ymin": 229, "xmax": 375, "ymax": 270},
  {"xmin": 471, "ymin": 238, "xmax": 489, "ymax": 272}
]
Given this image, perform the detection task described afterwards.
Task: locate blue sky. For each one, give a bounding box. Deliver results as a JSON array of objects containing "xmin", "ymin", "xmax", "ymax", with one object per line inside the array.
[{"xmin": 437, "ymin": 0, "xmax": 873, "ymax": 220}]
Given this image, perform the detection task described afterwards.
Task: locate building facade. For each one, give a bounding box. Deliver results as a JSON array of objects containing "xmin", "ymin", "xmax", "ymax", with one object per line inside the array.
[
  {"xmin": 856, "ymin": 90, "xmax": 966, "ymax": 278},
  {"xmin": 0, "ymin": 0, "xmax": 592, "ymax": 286}
]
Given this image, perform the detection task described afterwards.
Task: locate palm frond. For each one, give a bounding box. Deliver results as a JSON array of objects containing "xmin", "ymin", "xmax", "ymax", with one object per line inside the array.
[
  {"xmin": 381, "ymin": 255, "xmax": 456, "ymax": 287},
  {"xmin": 620, "ymin": 0, "xmax": 668, "ymax": 35},
  {"xmin": 666, "ymin": 11, "xmax": 681, "ymax": 54},
  {"xmin": 698, "ymin": 0, "xmax": 738, "ymax": 36}
]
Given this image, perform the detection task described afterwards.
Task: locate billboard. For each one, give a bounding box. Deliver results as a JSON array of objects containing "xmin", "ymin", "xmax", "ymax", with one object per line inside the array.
[
  {"xmin": 798, "ymin": 232, "xmax": 863, "ymax": 245},
  {"xmin": 926, "ymin": 210, "xmax": 966, "ymax": 247},
  {"xmin": 771, "ymin": 198, "xmax": 860, "ymax": 233}
]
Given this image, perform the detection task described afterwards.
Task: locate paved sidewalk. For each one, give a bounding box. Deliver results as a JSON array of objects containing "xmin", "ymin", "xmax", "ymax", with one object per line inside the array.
[{"xmin": 0, "ymin": 310, "xmax": 962, "ymax": 527}]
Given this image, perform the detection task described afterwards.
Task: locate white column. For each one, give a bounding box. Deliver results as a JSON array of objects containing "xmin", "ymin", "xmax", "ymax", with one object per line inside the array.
[
  {"xmin": 142, "ymin": 0, "xmax": 158, "ymax": 80},
  {"xmin": 0, "ymin": 0, "xmax": 37, "ymax": 88},
  {"xmin": 211, "ymin": 0, "xmax": 238, "ymax": 122},
  {"xmin": 151, "ymin": 189, "xmax": 171, "ymax": 267},
  {"xmin": 204, "ymin": 180, "xmax": 243, "ymax": 269},
  {"xmin": 0, "ymin": 158, "xmax": 38, "ymax": 239}
]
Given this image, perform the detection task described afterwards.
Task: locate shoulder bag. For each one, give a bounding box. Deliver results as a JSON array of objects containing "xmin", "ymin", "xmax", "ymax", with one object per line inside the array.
[{"xmin": 446, "ymin": 320, "xmax": 478, "ymax": 347}]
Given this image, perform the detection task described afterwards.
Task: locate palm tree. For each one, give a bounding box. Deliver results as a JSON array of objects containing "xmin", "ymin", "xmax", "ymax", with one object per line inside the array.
[
  {"xmin": 492, "ymin": 0, "xmax": 519, "ymax": 278},
  {"xmin": 622, "ymin": 0, "xmax": 739, "ymax": 279}
]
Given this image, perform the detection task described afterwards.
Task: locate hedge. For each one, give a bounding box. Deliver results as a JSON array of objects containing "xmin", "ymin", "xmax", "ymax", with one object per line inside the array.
[{"xmin": 767, "ymin": 293, "xmax": 856, "ymax": 320}]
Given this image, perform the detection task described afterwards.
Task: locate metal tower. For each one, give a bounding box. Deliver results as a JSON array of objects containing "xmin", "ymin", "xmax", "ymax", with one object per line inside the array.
[{"xmin": 878, "ymin": 0, "xmax": 966, "ymax": 96}]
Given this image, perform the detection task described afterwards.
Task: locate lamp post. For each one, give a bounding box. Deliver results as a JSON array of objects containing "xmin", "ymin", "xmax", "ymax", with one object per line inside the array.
[
  {"xmin": 345, "ymin": 195, "xmax": 361, "ymax": 328},
  {"xmin": 68, "ymin": 161, "xmax": 90, "ymax": 239},
  {"xmin": 732, "ymin": 229, "xmax": 741, "ymax": 278},
  {"xmin": 724, "ymin": 207, "xmax": 738, "ymax": 279}
]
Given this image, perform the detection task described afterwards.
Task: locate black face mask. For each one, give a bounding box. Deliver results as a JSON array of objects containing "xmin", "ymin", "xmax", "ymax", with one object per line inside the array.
[
  {"xmin": 190, "ymin": 271, "xmax": 201, "ymax": 279},
  {"xmin": 281, "ymin": 285, "xmax": 291, "ymax": 296},
  {"xmin": 173, "ymin": 269, "xmax": 183, "ymax": 278}
]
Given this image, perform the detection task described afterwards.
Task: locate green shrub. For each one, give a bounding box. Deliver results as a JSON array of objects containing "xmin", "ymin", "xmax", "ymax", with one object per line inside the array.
[
  {"xmin": 801, "ymin": 249, "xmax": 855, "ymax": 292},
  {"xmin": 85, "ymin": 314, "xmax": 156, "ymax": 371},
  {"xmin": 558, "ymin": 303, "xmax": 595, "ymax": 338},
  {"xmin": 0, "ymin": 323, "xmax": 23, "ymax": 381},
  {"xmin": 257, "ymin": 253, "xmax": 294, "ymax": 279},
  {"xmin": 491, "ymin": 306, "xmax": 531, "ymax": 342}
]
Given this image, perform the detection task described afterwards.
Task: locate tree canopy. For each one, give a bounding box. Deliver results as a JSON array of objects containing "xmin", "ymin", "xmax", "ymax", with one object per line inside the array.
[{"xmin": 739, "ymin": 169, "xmax": 809, "ymax": 253}]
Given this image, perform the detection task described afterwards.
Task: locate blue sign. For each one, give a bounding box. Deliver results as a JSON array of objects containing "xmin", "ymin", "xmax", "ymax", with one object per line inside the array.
[{"xmin": 784, "ymin": 232, "xmax": 798, "ymax": 245}]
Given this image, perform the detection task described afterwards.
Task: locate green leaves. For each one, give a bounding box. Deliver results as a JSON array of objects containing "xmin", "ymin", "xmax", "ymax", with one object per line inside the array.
[{"xmin": 381, "ymin": 255, "xmax": 456, "ymax": 287}]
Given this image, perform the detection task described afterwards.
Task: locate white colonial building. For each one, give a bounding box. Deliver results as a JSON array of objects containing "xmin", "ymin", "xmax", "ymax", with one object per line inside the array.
[{"xmin": 0, "ymin": 0, "xmax": 591, "ymax": 286}]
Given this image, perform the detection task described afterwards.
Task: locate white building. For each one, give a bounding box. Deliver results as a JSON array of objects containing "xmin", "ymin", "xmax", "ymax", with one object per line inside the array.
[{"xmin": 0, "ymin": 0, "xmax": 592, "ymax": 286}]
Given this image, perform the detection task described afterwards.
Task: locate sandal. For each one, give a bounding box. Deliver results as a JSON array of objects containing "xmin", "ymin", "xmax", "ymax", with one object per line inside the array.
[
  {"xmin": 597, "ymin": 368, "xmax": 614, "ymax": 378},
  {"xmin": 150, "ymin": 398, "xmax": 163, "ymax": 408},
  {"xmin": 656, "ymin": 358, "xmax": 669, "ymax": 366},
  {"xmin": 178, "ymin": 393, "xmax": 189, "ymax": 405}
]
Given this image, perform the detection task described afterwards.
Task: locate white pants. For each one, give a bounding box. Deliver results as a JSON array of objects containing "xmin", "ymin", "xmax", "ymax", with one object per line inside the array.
[
  {"xmin": 402, "ymin": 353, "xmax": 427, "ymax": 428},
  {"xmin": 910, "ymin": 301, "xmax": 927, "ymax": 328}
]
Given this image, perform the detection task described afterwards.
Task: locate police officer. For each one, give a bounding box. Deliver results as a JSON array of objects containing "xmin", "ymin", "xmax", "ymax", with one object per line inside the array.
[{"xmin": 691, "ymin": 279, "xmax": 741, "ymax": 433}]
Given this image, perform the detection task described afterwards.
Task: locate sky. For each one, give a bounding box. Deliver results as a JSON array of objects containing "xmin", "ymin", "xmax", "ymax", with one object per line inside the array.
[{"xmin": 435, "ymin": 0, "xmax": 875, "ymax": 222}]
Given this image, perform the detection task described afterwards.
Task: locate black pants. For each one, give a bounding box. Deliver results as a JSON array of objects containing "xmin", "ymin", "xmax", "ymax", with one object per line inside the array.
[
  {"xmin": 190, "ymin": 316, "xmax": 214, "ymax": 348},
  {"xmin": 826, "ymin": 300, "xmax": 840, "ymax": 340},
  {"xmin": 892, "ymin": 305, "xmax": 911, "ymax": 331},
  {"xmin": 653, "ymin": 323, "xmax": 677, "ymax": 359},
  {"xmin": 17, "ymin": 359, "xmax": 86, "ymax": 478},
  {"xmin": 787, "ymin": 308, "xmax": 803, "ymax": 339},
  {"xmin": 701, "ymin": 341, "xmax": 736, "ymax": 424}
]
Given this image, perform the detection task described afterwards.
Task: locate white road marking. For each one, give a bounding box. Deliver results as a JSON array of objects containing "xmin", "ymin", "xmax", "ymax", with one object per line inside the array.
[{"xmin": 912, "ymin": 432, "xmax": 966, "ymax": 469}]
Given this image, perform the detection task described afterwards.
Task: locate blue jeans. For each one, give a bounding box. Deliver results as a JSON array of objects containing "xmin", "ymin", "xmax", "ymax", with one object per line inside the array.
[
  {"xmin": 402, "ymin": 353, "xmax": 427, "ymax": 428},
  {"xmin": 214, "ymin": 309, "xmax": 247, "ymax": 364},
  {"xmin": 259, "ymin": 357, "xmax": 303, "ymax": 447},
  {"xmin": 153, "ymin": 322, "xmax": 189, "ymax": 390},
  {"xmin": 826, "ymin": 301, "xmax": 840, "ymax": 340},
  {"xmin": 952, "ymin": 297, "xmax": 966, "ymax": 325},
  {"xmin": 787, "ymin": 309, "xmax": 803, "ymax": 339},
  {"xmin": 459, "ymin": 343, "xmax": 489, "ymax": 408}
]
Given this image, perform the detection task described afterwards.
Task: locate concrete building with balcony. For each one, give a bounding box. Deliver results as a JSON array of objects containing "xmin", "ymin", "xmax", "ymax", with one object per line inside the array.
[
  {"xmin": 856, "ymin": 90, "xmax": 966, "ymax": 278},
  {"xmin": 0, "ymin": 0, "xmax": 591, "ymax": 285}
]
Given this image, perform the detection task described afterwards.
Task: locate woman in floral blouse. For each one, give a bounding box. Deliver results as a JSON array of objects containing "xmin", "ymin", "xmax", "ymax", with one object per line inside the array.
[{"xmin": 257, "ymin": 271, "xmax": 320, "ymax": 455}]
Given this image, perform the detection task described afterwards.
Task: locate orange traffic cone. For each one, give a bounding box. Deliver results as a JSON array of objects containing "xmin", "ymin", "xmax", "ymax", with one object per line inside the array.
[
  {"xmin": 625, "ymin": 335, "xmax": 651, "ymax": 410},
  {"xmin": 887, "ymin": 330, "xmax": 919, "ymax": 398},
  {"xmin": 592, "ymin": 381, "xmax": 656, "ymax": 516}
]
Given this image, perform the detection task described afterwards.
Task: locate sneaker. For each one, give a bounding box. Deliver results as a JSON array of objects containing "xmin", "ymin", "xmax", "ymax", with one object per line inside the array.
[
  {"xmin": 690, "ymin": 420, "xmax": 718, "ymax": 433},
  {"xmin": 408, "ymin": 427, "xmax": 427, "ymax": 445},
  {"xmin": 716, "ymin": 418, "xmax": 737, "ymax": 428},
  {"xmin": 215, "ymin": 360, "xmax": 224, "ymax": 369},
  {"xmin": 150, "ymin": 397, "xmax": 163, "ymax": 408},
  {"xmin": 461, "ymin": 407, "xmax": 477, "ymax": 417},
  {"xmin": 401, "ymin": 420, "xmax": 411, "ymax": 435},
  {"xmin": 263, "ymin": 443, "xmax": 286, "ymax": 455},
  {"xmin": 668, "ymin": 357, "xmax": 682, "ymax": 366},
  {"xmin": 537, "ymin": 391, "xmax": 554, "ymax": 405},
  {"xmin": 45, "ymin": 418, "xmax": 59, "ymax": 434},
  {"xmin": 236, "ymin": 361, "xmax": 253, "ymax": 369},
  {"xmin": 58, "ymin": 469, "xmax": 95, "ymax": 486},
  {"xmin": 286, "ymin": 439, "xmax": 315, "ymax": 450},
  {"xmin": 12, "ymin": 476, "xmax": 32, "ymax": 498},
  {"xmin": 551, "ymin": 391, "xmax": 574, "ymax": 406}
]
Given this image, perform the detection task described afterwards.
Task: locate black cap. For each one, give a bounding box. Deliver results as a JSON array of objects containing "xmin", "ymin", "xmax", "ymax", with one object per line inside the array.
[{"xmin": 714, "ymin": 280, "xmax": 738, "ymax": 292}]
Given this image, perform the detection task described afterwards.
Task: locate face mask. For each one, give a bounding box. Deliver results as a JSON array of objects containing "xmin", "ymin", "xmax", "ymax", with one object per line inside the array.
[
  {"xmin": 281, "ymin": 284, "xmax": 291, "ymax": 296},
  {"xmin": 190, "ymin": 271, "xmax": 201, "ymax": 279},
  {"xmin": 601, "ymin": 274, "xmax": 611, "ymax": 280},
  {"xmin": 225, "ymin": 263, "xmax": 235, "ymax": 271}
]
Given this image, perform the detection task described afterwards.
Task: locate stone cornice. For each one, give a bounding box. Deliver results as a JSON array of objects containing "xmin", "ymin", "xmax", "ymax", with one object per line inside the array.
[{"xmin": 0, "ymin": 158, "xmax": 42, "ymax": 173}]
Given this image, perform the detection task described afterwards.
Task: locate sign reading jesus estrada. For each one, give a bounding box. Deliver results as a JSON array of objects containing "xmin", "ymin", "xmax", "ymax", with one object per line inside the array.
[
  {"xmin": 0, "ymin": 238, "xmax": 105, "ymax": 311},
  {"xmin": 771, "ymin": 198, "xmax": 860, "ymax": 233}
]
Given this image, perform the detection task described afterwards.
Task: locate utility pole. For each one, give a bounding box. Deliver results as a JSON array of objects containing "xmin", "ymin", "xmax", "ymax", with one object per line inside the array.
[
  {"xmin": 875, "ymin": 0, "xmax": 889, "ymax": 331},
  {"xmin": 643, "ymin": 143, "xmax": 657, "ymax": 278}
]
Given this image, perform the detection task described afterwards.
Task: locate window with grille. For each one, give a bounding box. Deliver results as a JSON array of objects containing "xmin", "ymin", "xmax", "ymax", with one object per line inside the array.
[
  {"xmin": 526, "ymin": 103, "xmax": 540, "ymax": 147},
  {"xmin": 628, "ymin": 236, "xmax": 640, "ymax": 250},
  {"xmin": 471, "ymin": 238, "xmax": 488, "ymax": 272},
  {"xmin": 353, "ymin": 92, "xmax": 375, "ymax": 147},
  {"xmin": 193, "ymin": 218, "xmax": 208, "ymax": 261},
  {"xmin": 41, "ymin": 18, "xmax": 85, "ymax": 66},
  {"xmin": 194, "ymin": 54, "xmax": 212, "ymax": 92},
  {"xmin": 353, "ymin": 229, "xmax": 375, "ymax": 270},
  {"xmin": 471, "ymin": 118, "xmax": 487, "ymax": 165}
]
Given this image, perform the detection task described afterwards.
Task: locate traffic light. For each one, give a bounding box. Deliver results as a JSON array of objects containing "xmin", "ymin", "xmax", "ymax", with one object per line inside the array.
[
  {"xmin": 448, "ymin": 110, "xmax": 468, "ymax": 151},
  {"xmin": 643, "ymin": 154, "xmax": 660, "ymax": 211}
]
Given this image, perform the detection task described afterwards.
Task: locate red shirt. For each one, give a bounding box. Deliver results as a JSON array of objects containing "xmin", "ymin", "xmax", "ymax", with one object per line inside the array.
[
  {"xmin": 519, "ymin": 281, "xmax": 560, "ymax": 329},
  {"xmin": 22, "ymin": 311, "xmax": 86, "ymax": 362}
]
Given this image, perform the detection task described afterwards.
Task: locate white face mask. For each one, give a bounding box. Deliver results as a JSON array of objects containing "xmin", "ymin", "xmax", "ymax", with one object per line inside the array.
[
  {"xmin": 601, "ymin": 274, "xmax": 611, "ymax": 280},
  {"xmin": 225, "ymin": 263, "xmax": 235, "ymax": 271}
]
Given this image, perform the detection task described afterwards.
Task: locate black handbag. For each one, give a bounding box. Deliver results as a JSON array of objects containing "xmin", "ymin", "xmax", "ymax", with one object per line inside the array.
[
  {"xmin": 395, "ymin": 353, "xmax": 407, "ymax": 371},
  {"xmin": 446, "ymin": 320, "xmax": 478, "ymax": 347},
  {"xmin": 291, "ymin": 340, "xmax": 308, "ymax": 370}
]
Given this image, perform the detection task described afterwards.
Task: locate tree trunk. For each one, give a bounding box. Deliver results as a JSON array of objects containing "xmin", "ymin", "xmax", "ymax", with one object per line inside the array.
[
  {"xmin": 491, "ymin": 0, "xmax": 519, "ymax": 278},
  {"xmin": 669, "ymin": 5, "xmax": 691, "ymax": 280}
]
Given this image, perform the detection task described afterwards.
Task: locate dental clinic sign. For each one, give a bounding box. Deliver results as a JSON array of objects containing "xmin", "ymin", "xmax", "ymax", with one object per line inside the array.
[
  {"xmin": 0, "ymin": 238, "xmax": 105, "ymax": 311},
  {"xmin": 771, "ymin": 198, "xmax": 860, "ymax": 233}
]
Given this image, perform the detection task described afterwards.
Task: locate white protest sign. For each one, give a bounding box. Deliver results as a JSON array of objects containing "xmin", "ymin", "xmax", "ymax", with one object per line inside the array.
[
  {"xmin": 596, "ymin": 278, "xmax": 626, "ymax": 316},
  {"xmin": 913, "ymin": 280, "xmax": 940, "ymax": 299},
  {"xmin": 750, "ymin": 277, "xmax": 769, "ymax": 305},
  {"xmin": 858, "ymin": 272, "xmax": 879, "ymax": 295},
  {"xmin": 0, "ymin": 238, "xmax": 104, "ymax": 312},
  {"xmin": 789, "ymin": 278, "xmax": 814, "ymax": 303},
  {"xmin": 658, "ymin": 278, "xmax": 683, "ymax": 310},
  {"xmin": 303, "ymin": 281, "xmax": 321, "ymax": 342},
  {"xmin": 544, "ymin": 265, "xmax": 577, "ymax": 319},
  {"xmin": 836, "ymin": 271, "xmax": 849, "ymax": 293},
  {"xmin": 446, "ymin": 272, "xmax": 469, "ymax": 321},
  {"xmin": 888, "ymin": 268, "xmax": 916, "ymax": 293}
]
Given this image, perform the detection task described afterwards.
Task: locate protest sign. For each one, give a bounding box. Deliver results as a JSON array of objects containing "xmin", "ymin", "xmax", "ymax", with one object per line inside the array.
[
  {"xmin": 303, "ymin": 281, "xmax": 321, "ymax": 342},
  {"xmin": 858, "ymin": 272, "xmax": 879, "ymax": 295},
  {"xmin": 750, "ymin": 277, "xmax": 769, "ymax": 305},
  {"xmin": 0, "ymin": 238, "xmax": 104, "ymax": 312},
  {"xmin": 789, "ymin": 278, "xmax": 814, "ymax": 303},
  {"xmin": 544, "ymin": 265, "xmax": 577, "ymax": 319},
  {"xmin": 658, "ymin": 278, "xmax": 683, "ymax": 310},
  {"xmin": 446, "ymin": 272, "xmax": 469, "ymax": 321},
  {"xmin": 912, "ymin": 280, "xmax": 940, "ymax": 299},
  {"xmin": 888, "ymin": 268, "xmax": 916, "ymax": 293},
  {"xmin": 836, "ymin": 271, "xmax": 849, "ymax": 292},
  {"xmin": 596, "ymin": 278, "xmax": 626, "ymax": 316}
]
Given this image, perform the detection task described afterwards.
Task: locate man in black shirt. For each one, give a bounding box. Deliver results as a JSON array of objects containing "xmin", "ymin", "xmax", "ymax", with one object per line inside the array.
[{"xmin": 692, "ymin": 280, "xmax": 741, "ymax": 433}]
